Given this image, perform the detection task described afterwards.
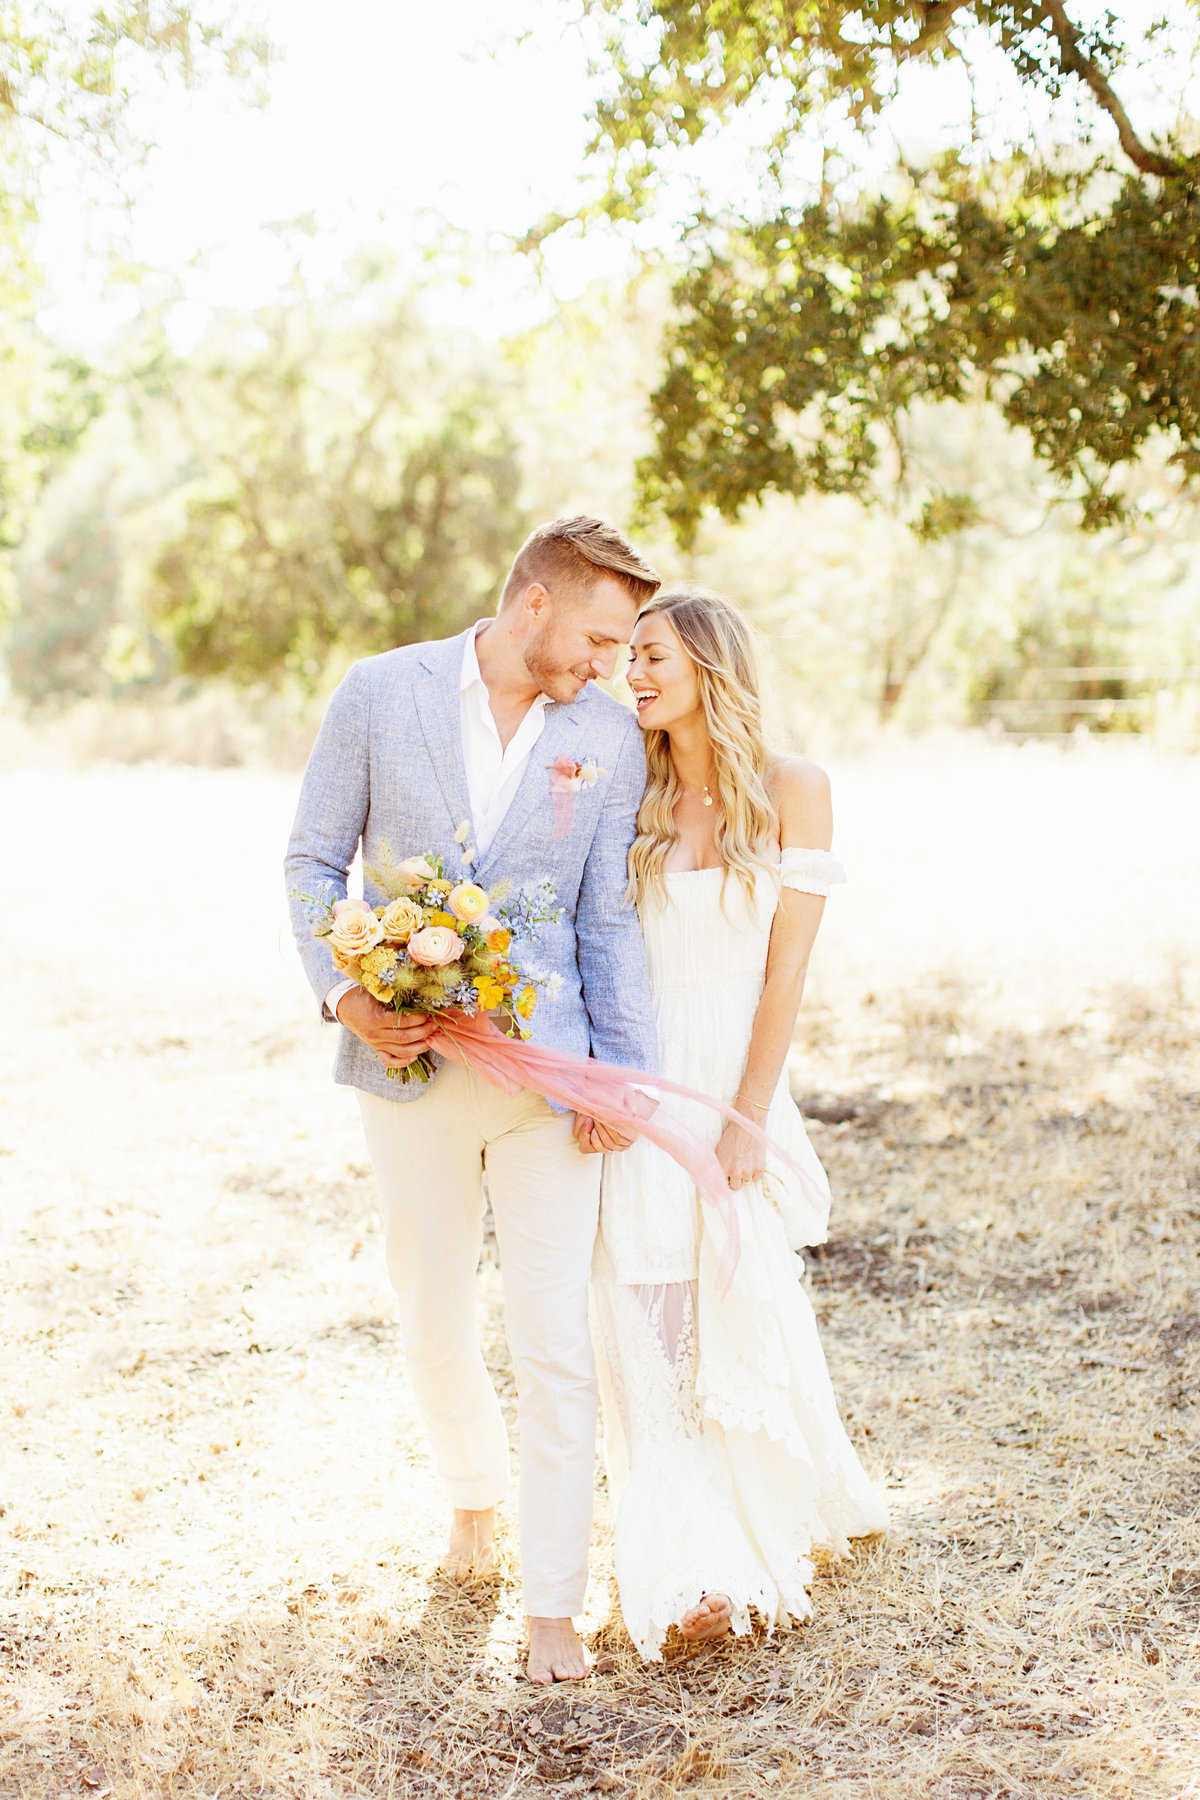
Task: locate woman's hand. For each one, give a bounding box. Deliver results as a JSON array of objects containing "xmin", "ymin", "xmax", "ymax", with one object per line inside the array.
[{"xmin": 714, "ymin": 1115, "xmax": 767, "ymax": 1191}]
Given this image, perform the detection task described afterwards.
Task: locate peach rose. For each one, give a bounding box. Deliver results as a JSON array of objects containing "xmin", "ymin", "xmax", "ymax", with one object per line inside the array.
[
  {"xmin": 394, "ymin": 857, "xmax": 438, "ymax": 885},
  {"xmin": 378, "ymin": 897, "xmax": 424, "ymax": 942},
  {"xmin": 332, "ymin": 897, "xmax": 375, "ymax": 918},
  {"xmin": 447, "ymin": 881, "xmax": 489, "ymax": 923},
  {"xmin": 329, "ymin": 906, "xmax": 385, "ymax": 961},
  {"xmin": 407, "ymin": 925, "xmax": 464, "ymax": 967}
]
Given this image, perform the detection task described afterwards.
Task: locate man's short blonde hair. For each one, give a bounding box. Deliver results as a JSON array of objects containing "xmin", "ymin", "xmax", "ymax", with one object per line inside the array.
[{"xmin": 500, "ymin": 517, "xmax": 661, "ymax": 609}]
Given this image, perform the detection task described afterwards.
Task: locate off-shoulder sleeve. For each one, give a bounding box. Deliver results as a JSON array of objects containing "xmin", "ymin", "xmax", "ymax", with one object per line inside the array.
[{"xmin": 779, "ymin": 845, "xmax": 847, "ymax": 898}]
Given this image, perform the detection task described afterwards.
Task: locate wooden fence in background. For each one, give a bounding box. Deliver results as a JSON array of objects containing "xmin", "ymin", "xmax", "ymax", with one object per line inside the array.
[{"xmin": 982, "ymin": 668, "xmax": 1200, "ymax": 744}]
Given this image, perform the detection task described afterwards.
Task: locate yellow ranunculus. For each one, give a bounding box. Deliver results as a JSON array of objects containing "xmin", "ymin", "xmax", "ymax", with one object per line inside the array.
[
  {"xmin": 473, "ymin": 977, "xmax": 505, "ymax": 1010},
  {"xmin": 447, "ymin": 881, "xmax": 489, "ymax": 922},
  {"xmin": 514, "ymin": 986, "xmax": 536, "ymax": 1020},
  {"xmin": 486, "ymin": 926, "xmax": 511, "ymax": 954}
]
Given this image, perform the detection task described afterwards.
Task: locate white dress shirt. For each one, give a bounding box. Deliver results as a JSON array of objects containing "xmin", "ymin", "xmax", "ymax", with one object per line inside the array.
[
  {"xmin": 325, "ymin": 623, "xmax": 550, "ymax": 1019},
  {"xmin": 459, "ymin": 619, "xmax": 550, "ymax": 860}
]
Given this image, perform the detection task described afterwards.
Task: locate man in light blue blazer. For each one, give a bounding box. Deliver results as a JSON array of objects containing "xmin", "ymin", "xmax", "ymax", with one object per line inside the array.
[{"xmin": 285, "ymin": 518, "xmax": 660, "ymax": 1682}]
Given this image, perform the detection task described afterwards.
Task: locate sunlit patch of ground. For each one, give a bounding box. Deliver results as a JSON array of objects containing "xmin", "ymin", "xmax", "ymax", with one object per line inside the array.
[{"xmin": 3, "ymin": 741, "xmax": 1199, "ymax": 1798}]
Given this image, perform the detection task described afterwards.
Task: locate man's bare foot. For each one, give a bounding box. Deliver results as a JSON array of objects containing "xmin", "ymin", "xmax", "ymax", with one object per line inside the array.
[
  {"xmin": 526, "ymin": 1617, "xmax": 590, "ymax": 1683},
  {"xmin": 679, "ymin": 1593, "xmax": 733, "ymax": 1642},
  {"xmin": 440, "ymin": 1507, "xmax": 496, "ymax": 1580}
]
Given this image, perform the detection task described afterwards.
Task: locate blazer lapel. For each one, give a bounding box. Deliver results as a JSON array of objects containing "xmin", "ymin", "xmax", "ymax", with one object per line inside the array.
[
  {"xmin": 412, "ymin": 630, "xmax": 474, "ymax": 841},
  {"xmin": 473, "ymin": 698, "xmax": 582, "ymax": 884}
]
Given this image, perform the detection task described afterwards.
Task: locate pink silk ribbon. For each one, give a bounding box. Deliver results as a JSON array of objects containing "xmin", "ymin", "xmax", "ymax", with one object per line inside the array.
[
  {"xmin": 548, "ymin": 756, "xmax": 581, "ymax": 837},
  {"xmin": 423, "ymin": 1009, "xmax": 831, "ymax": 1294}
]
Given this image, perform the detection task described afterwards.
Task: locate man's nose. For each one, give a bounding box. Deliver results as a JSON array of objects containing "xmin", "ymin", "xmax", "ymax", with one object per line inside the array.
[{"xmin": 591, "ymin": 649, "xmax": 618, "ymax": 679}]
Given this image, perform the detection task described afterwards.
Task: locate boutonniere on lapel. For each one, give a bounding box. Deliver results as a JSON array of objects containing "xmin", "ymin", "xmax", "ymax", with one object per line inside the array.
[{"xmin": 548, "ymin": 755, "xmax": 606, "ymax": 838}]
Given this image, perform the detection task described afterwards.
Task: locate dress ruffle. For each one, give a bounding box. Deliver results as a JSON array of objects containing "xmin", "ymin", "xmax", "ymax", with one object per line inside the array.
[{"xmin": 779, "ymin": 845, "xmax": 847, "ymax": 897}]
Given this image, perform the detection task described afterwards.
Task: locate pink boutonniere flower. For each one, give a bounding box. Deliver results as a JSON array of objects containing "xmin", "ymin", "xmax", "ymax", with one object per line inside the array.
[{"xmin": 548, "ymin": 754, "xmax": 605, "ymax": 837}]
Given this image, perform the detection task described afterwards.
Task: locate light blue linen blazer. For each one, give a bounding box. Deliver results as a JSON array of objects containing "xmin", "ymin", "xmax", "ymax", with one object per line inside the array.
[{"xmin": 284, "ymin": 627, "xmax": 659, "ymax": 1104}]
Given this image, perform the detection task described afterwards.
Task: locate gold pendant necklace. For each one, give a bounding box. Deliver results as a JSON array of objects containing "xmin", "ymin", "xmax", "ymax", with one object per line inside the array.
[{"xmin": 678, "ymin": 768, "xmax": 716, "ymax": 806}]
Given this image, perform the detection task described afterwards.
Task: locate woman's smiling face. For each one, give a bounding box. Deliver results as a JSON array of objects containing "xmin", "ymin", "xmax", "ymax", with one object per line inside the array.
[{"xmin": 626, "ymin": 611, "xmax": 703, "ymax": 732}]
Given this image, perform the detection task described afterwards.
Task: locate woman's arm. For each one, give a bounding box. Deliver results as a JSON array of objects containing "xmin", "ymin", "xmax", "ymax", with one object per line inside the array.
[{"xmin": 714, "ymin": 757, "xmax": 833, "ymax": 1190}]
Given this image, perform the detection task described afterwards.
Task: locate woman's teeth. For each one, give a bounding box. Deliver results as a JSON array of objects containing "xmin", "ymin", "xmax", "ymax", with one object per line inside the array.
[{"xmin": 635, "ymin": 691, "xmax": 658, "ymax": 711}]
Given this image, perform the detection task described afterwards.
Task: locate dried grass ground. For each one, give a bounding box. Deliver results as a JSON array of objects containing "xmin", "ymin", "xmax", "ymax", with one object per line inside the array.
[{"xmin": 3, "ymin": 739, "xmax": 1199, "ymax": 1799}]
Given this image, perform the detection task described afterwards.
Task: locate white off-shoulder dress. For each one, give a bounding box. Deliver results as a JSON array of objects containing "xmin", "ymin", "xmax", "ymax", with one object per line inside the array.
[{"xmin": 593, "ymin": 847, "xmax": 888, "ymax": 1660}]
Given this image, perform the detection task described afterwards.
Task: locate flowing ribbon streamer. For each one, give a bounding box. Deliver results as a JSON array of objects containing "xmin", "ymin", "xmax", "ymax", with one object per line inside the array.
[{"xmin": 421, "ymin": 1009, "xmax": 831, "ymax": 1295}]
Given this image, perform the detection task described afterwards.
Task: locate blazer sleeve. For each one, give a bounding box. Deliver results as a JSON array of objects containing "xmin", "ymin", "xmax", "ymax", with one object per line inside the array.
[
  {"xmin": 574, "ymin": 717, "xmax": 659, "ymax": 1074},
  {"xmin": 284, "ymin": 660, "xmax": 371, "ymax": 1014}
]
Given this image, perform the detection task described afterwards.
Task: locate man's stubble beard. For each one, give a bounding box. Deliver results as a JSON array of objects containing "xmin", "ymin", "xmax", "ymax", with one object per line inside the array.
[{"xmin": 524, "ymin": 626, "xmax": 586, "ymax": 703}]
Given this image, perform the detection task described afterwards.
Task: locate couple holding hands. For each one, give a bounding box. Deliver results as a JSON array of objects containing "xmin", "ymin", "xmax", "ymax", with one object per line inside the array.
[{"xmin": 285, "ymin": 516, "xmax": 886, "ymax": 1682}]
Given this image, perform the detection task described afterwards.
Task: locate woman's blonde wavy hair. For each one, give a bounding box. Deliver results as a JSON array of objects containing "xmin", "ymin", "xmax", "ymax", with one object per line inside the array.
[{"xmin": 627, "ymin": 587, "xmax": 777, "ymax": 911}]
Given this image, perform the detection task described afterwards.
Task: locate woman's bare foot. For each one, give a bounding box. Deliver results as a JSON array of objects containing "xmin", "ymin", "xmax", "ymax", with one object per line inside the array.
[
  {"xmin": 679, "ymin": 1592, "xmax": 733, "ymax": 1642},
  {"xmin": 526, "ymin": 1617, "xmax": 591, "ymax": 1683},
  {"xmin": 440, "ymin": 1507, "xmax": 496, "ymax": 1580}
]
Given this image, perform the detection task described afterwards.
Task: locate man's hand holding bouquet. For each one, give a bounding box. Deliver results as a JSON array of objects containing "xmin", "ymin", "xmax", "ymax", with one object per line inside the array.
[{"xmin": 295, "ymin": 849, "xmax": 562, "ymax": 1084}]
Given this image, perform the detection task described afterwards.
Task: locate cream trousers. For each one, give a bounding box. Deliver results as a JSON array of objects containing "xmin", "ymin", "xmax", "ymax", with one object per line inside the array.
[{"xmin": 357, "ymin": 1065, "xmax": 601, "ymax": 1618}]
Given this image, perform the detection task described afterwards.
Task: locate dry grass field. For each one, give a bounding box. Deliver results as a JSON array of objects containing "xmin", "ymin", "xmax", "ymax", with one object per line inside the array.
[{"xmin": 3, "ymin": 738, "xmax": 1199, "ymax": 1799}]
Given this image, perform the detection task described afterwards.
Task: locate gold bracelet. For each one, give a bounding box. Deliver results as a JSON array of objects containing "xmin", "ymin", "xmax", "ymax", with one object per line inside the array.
[{"xmin": 737, "ymin": 1095, "xmax": 770, "ymax": 1113}]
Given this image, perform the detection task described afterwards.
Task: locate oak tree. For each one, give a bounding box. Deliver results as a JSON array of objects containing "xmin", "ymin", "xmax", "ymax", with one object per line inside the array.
[{"xmin": 579, "ymin": 2, "xmax": 1200, "ymax": 538}]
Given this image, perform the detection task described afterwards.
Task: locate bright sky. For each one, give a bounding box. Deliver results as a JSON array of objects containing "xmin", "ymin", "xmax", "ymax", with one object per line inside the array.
[
  {"xmin": 37, "ymin": 0, "xmax": 614, "ymax": 346},
  {"xmin": 33, "ymin": 0, "xmax": 1200, "ymax": 350}
]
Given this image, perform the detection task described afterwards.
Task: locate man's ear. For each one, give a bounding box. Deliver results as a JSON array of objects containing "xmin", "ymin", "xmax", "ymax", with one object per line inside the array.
[{"xmin": 522, "ymin": 582, "xmax": 550, "ymax": 621}]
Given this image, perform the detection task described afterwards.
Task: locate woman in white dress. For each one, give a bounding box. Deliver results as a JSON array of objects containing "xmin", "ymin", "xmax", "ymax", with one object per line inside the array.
[{"xmin": 591, "ymin": 588, "xmax": 888, "ymax": 1661}]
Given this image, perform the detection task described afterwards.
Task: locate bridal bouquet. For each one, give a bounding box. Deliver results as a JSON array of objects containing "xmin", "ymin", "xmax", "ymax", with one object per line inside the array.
[{"xmin": 295, "ymin": 848, "xmax": 562, "ymax": 1083}]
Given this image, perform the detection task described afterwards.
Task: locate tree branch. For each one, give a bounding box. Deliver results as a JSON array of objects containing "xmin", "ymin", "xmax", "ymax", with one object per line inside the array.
[
  {"xmin": 1041, "ymin": 0, "xmax": 1187, "ymax": 178},
  {"xmin": 909, "ymin": 1, "xmax": 974, "ymax": 57}
]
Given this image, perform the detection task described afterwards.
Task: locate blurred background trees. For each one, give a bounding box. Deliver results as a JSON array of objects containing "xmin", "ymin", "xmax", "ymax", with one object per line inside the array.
[
  {"xmin": 3, "ymin": 1, "xmax": 1200, "ymax": 749},
  {"xmin": 8, "ymin": 275, "xmax": 526, "ymax": 699},
  {"xmin": 0, "ymin": 3, "xmax": 268, "ymax": 586},
  {"xmin": 143, "ymin": 276, "xmax": 524, "ymax": 687}
]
